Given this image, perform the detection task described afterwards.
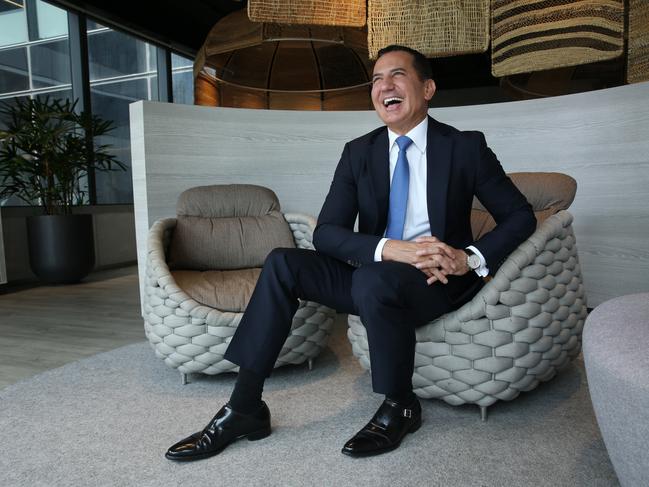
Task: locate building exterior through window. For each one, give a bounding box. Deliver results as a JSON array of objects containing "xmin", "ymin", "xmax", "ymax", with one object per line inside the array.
[{"xmin": 0, "ymin": 0, "xmax": 194, "ymax": 206}]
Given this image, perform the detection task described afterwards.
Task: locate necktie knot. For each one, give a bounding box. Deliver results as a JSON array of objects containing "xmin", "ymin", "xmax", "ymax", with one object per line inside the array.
[{"xmin": 396, "ymin": 135, "xmax": 413, "ymax": 152}]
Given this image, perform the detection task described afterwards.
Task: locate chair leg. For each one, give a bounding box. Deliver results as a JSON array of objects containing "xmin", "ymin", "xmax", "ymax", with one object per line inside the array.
[
  {"xmin": 480, "ymin": 405, "xmax": 488, "ymax": 422},
  {"xmin": 180, "ymin": 372, "xmax": 189, "ymax": 385},
  {"xmin": 308, "ymin": 358, "xmax": 313, "ymax": 371}
]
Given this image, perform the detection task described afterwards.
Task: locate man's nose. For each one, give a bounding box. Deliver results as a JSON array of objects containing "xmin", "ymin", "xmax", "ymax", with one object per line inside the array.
[{"xmin": 380, "ymin": 76, "xmax": 395, "ymax": 90}]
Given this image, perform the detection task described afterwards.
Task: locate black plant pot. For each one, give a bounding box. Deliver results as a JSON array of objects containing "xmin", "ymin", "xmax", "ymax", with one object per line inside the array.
[{"xmin": 26, "ymin": 214, "xmax": 95, "ymax": 284}]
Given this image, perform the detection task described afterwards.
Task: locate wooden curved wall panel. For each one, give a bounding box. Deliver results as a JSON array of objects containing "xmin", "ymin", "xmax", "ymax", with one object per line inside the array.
[{"xmin": 131, "ymin": 82, "xmax": 649, "ymax": 308}]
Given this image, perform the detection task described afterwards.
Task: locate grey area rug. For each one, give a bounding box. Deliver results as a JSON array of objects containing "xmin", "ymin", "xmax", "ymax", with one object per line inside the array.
[{"xmin": 0, "ymin": 318, "xmax": 618, "ymax": 487}]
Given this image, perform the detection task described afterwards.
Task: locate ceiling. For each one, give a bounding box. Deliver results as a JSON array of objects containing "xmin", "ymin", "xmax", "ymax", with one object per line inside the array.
[
  {"xmin": 46, "ymin": 0, "xmax": 625, "ymax": 100},
  {"xmin": 48, "ymin": 0, "xmax": 499, "ymax": 90},
  {"xmin": 49, "ymin": 0, "xmax": 246, "ymax": 57}
]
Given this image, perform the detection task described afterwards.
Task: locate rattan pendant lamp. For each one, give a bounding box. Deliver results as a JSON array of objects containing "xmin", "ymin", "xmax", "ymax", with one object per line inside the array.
[{"xmin": 193, "ymin": 9, "xmax": 373, "ymax": 110}]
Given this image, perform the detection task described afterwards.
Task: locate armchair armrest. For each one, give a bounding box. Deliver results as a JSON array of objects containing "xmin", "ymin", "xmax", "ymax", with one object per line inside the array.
[
  {"xmin": 146, "ymin": 218, "xmax": 177, "ymax": 282},
  {"xmin": 284, "ymin": 213, "xmax": 317, "ymax": 250},
  {"xmin": 419, "ymin": 210, "xmax": 584, "ymax": 338}
]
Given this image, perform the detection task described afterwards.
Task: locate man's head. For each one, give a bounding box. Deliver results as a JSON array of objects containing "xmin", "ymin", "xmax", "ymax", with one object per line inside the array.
[{"xmin": 371, "ymin": 45, "xmax": 436, "ymax": 135}]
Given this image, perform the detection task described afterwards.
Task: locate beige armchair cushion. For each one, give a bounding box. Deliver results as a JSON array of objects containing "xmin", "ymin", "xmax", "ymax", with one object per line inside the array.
[
  {"xmin": 168, "ymin": 184, "xmax": 295, "ymax": 270},
  {"xmin": 172, "ymin": 268, "xmax": 261, "ymax": 312},
  {"xmin": 471, "ymin": 172, "xmax": 577, "ymax": 239}
]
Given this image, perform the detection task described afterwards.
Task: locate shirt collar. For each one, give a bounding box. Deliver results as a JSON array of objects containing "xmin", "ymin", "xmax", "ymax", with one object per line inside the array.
[{"xmin": 387, "ymin": 116, "xmax": 428, "ymax": 154}]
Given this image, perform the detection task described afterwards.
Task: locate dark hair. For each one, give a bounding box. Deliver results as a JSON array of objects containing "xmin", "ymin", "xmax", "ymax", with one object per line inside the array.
[{"xmin": 376, "ymin": 45, "xmax": 433, "ymax": 81}]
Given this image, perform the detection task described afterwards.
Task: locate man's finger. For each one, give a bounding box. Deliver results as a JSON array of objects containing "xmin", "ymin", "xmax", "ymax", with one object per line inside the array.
[
  {"xmin": 426, "ymin": 268, "xmax": 448, "ymax": 285},
  {"xmin": 415, "ymin": 236, "xmax": 439, "ymax": 243},
  {"xmin": 416, "ymin": 256, "xmax": 456, "ymax": 274},
  {"xmin": 416, "ymin": 243, "xmax": 455, "ymax": 259}
]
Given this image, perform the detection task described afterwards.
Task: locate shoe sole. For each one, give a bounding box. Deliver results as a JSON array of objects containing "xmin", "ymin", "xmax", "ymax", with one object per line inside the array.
[
  {"xmin": 340, "ymin": 417, "xmax": 422, "ymax": 458},
  {"xmin": 165, "ymin": 426, "xmax": 272, "ymax": 462}
]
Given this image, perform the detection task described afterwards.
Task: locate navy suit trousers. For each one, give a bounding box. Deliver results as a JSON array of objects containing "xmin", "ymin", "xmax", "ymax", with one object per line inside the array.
[{"xmin": 224, "ymin": 248, "xmax": 480, "ymax": 395}]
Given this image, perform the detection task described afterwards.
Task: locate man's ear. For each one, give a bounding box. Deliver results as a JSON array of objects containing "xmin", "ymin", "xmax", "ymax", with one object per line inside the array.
[{"xmin": 424, "ymin": 79, "xmax": 436, "ymax": 101}]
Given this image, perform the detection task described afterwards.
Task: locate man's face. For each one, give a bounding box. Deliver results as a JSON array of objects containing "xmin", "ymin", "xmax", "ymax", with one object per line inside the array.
[{"xmin": 371, "ymin": 50, "xmax": 436, "ymax": 135}]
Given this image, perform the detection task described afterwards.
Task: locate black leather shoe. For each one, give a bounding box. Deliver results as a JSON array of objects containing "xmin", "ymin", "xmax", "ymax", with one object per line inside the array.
[
  {"xmin": 341, "ymin": 397, "xmax": 421, "ymax": 457},
  {"xmin": 165, "ymin": 402, "xmax": 271, "ymax": 461}
]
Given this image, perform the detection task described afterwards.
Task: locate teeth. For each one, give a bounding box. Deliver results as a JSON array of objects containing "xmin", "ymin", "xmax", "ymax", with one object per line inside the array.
[{"xmin": 383, "ymin": 97, "xmax": 403, "ymax": 106}]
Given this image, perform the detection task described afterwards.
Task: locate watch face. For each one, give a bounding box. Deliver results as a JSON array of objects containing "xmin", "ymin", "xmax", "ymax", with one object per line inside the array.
[{"xmin": 468, "ymin": 254, "xmax": 481, "ymax": 269}]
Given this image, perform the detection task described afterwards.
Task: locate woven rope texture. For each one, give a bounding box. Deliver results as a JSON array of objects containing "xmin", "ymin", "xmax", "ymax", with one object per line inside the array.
[
  {"xmin": 491, "ymin": 0, "xmax": 624, "ymax": 77},
  {"xmin": 348, "ymin": 211, "xmax": 587, "ymax": 407},
  {"xmin": 143, "ymin": 213, "xmax": 335, "ymax": 375},
  {"xmin": 368, "ymin": 0, "xmax": 489, "ymax": 59},
  {"xmin": 248, "ymin": 0, "xmax": 366, "ymax": 27},
  {"xmin": 628, "ymin": 0, "xmax": 649, "ymax": 83}
]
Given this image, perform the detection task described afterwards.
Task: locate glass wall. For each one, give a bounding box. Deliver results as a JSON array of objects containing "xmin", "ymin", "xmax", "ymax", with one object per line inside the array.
[
  {"xmin": 0, "ymin": 1, "xmax": 28, "ymax": 46},
  {"xmin": 0, "ymin": 0, "xmax": 72, "ymax": 205},
  {"xmin": 0, "ymin": 0, "xmax": 195, "ymax": 206},
  {"xmin": 0, "ymin": 0, "xmax": 71, "ymax": 103},
  {"xmin": 87, "ymin": 21, "xmax": 159, "ymax": 204},
  {"xmin": 172, "ymin": 53, "xmax": 193, "ymax": 105}
]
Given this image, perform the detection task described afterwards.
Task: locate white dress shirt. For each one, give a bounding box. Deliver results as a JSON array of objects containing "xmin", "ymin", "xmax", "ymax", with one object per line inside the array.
[{"xmin": 373, "ymin": 117, "xmax": 489, "ymax": 277}]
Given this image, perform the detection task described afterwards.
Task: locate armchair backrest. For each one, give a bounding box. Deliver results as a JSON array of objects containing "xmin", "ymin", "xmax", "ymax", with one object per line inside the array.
[
  {"xmin": 168, "ymin": 184, "xmax": 295, "ymax": 270},
  {"xmin": 471, "ymin": 172, "xmax": 577, "ymax": 240}
]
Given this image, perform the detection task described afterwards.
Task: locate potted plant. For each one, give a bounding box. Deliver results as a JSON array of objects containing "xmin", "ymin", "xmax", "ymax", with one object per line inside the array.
[{"xmin": 0, "ymin": 96, "xmax": 126, "ymax": 283}]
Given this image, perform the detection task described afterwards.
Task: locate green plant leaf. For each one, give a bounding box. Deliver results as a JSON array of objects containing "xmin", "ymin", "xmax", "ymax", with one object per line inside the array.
[{"xmin": 0, "ymin": 96, "xmax": 126, "ymax": 214}]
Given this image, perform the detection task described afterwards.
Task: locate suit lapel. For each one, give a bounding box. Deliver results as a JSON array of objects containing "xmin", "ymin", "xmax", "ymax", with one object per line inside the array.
[
  {"xmin": 426, "ymin": 117, "xmax": 452, "ymax": 240},
  {"xmin": 369, "ymin": 128, "xmax": 390, "ymax": 234}
]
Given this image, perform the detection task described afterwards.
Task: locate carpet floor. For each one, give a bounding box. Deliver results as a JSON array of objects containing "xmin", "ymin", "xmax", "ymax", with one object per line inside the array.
[{"xmin": 0, "ymin": 318, "xmax": 618, "ymax": 487}]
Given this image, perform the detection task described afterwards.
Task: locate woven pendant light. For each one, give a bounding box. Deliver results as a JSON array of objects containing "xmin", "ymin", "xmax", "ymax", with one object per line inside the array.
[
  {"xmin": 627, "ymin": 0, "xmax": 649, "ymax": 83},
  {"xmin": 367, "ymin": 0, "xmax": 490, "ymax": 60},
  {"xmin": 193, "ymin": 10, "xmax": 372, "ymax": 111},
  {"xmin": 248, "ymin": 0, "xmax": 366, "ymax": 27},
  {"xmin": 491, "ymin": 0, "xmax": 625, "ymax": 77}
]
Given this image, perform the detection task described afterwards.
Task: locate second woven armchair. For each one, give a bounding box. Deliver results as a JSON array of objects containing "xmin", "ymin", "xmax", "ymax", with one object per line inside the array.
[
  {"xmin": 348, "ymin": 172, "xmax": 588, "ymax": 419},
  {"xmin": 143, "ymin": 184, "xmax": 336, "ymax": 383}
]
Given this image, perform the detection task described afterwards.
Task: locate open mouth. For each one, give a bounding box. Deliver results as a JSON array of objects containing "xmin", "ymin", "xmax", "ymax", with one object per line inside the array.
[{"xmin": 383, "ymin": 97, "xmax": 403, "ymax": 108}]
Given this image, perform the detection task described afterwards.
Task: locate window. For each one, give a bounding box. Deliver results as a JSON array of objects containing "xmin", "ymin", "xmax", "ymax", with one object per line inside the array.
[
  {"xmin": 0, "ymin": 47, "xmax": 29, "ymax": 94},
  {"xmin": 87, "ymin": 22, "xmax": 159, "ymax": 204},
  {"xmin": 172, "ymin": 53, "xmax": 193, "ymax": 105},
  {"xmin": 0, "ymin": 0, "xmax": 72, "ymax": 206},
  {"xmin": 1, "ymin": 1, "xmax": 193, "ymax": 207},
  {"xmin": 0, "ymin": 1, "xmax": 28, "ymax": 46},
  {"xmin": 0, "ymin": 0, "xmax": 71, "ymax": 100}
]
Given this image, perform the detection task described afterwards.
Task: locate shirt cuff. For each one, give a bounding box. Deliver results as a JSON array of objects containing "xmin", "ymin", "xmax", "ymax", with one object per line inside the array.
[
  {"xmin": 374, "ymin": 238, "xmax": 389, "ymax": 262},
  {"xmin": 466, "ymin": 245, "xmax": 489, "ymax": 277}
]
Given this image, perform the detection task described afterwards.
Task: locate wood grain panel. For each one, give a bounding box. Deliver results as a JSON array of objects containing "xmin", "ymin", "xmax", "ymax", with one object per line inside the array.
[{"xmin": 130, "ymin": 82, "xmax": 649, "ymax": 308}]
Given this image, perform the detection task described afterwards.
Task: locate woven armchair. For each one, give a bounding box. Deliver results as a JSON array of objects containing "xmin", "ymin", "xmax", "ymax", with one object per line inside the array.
[
  {"xmin": 347, "ymin": 173, "xmax": 588, "ymax": 419},
  {"xmin": 143, "ymin": 184, "xmax": 335, "ymax": 384}
]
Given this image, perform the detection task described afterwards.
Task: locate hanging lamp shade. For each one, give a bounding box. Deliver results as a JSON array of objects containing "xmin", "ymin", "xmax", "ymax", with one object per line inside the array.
[
  {"xmin": 367, "ymin": 0, "xmax": 490, "ymax": 60},
  {"xmin": 193, "ymin": 10, "xmax": 372, "ymax": 111},
  {"xmin": 491, "ymin": 0, "xmax": 625, "ymax": 77},
  {"xmin": 248, "ymin": 0, "xmax": 366, "ymax": 27},
  {"xmin": 627, "ymin": 0, "xmax": 649, "ymax": 83}
]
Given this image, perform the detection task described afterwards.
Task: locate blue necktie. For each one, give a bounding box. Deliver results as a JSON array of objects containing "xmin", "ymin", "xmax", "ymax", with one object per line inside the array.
[{"xmin": 385, "ymin": 135, "xmax": 413, "ymax": 240}]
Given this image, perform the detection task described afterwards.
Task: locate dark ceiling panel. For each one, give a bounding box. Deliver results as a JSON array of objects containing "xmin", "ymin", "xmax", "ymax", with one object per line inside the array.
[{"xmin": 48, "ymin": 0, "xmax": 246, "ymax": 56}]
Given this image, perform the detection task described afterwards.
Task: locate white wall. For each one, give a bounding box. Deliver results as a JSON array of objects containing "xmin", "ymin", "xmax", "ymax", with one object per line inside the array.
[{"xmin": 130, "ymin": 82, "xmax": 649, "ymax": 307}]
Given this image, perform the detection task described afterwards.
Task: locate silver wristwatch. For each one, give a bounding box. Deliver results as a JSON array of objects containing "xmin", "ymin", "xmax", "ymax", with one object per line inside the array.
[{"xmin": 465, "ymin": 249, "xmax": 481, "ymax": 271}]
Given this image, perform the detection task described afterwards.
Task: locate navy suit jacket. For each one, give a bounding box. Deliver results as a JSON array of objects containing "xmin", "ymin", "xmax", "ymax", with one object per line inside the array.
[{"xmin": 313, "ymin": 116, "xmax": 536, "ymax": 303}]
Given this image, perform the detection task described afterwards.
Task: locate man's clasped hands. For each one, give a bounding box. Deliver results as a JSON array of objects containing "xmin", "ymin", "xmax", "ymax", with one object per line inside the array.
[{"xmin": 382, "ymin": 237, "xmax": 471, "ymax": 285}]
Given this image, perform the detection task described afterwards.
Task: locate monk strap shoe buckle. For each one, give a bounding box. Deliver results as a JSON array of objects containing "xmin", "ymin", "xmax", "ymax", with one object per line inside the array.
[{"xmin": 403, "ymin": 408, "xmax": 412, "ymax": 418}]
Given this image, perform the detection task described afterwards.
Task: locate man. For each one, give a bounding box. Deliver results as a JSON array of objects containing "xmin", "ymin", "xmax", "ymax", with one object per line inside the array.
[{"xmin": 166, "ymin": 45, "xmax": 536, "ymax": 461}]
